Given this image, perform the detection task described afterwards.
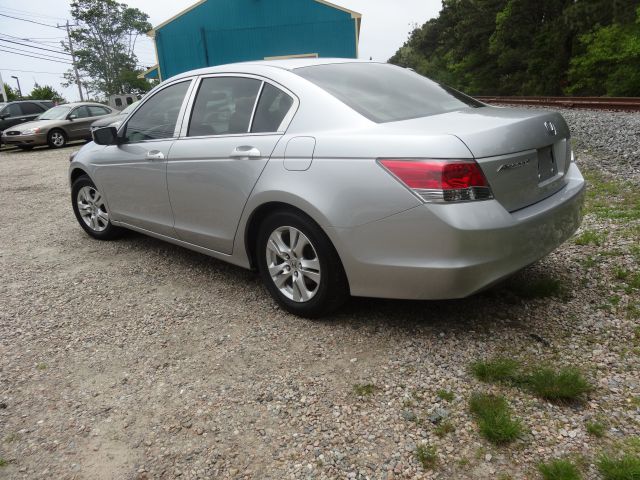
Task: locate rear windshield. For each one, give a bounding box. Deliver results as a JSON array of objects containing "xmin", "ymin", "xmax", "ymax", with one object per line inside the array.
[{"xmin": 295, "ymin": 63, "xmax": 484, "ymax": 123}]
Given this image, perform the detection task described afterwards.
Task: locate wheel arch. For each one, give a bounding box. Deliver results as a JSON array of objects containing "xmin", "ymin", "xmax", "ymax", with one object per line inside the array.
[
  {"xmin": 243, "ymin": 201, "xmax": 349, "ymax": 294},
  {"xmin": 70, "ymin": 167, "xmax": 89, "ymax": 185}
]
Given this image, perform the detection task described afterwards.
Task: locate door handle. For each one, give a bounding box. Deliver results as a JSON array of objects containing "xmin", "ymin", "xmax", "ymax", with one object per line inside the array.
[
  {"xmin": 146, "ymin": 150, "xmax": 165, "ymax": 161},
  {"xmin": 230, "ymin": 146, "xmax": 261, "ymax": 159}
]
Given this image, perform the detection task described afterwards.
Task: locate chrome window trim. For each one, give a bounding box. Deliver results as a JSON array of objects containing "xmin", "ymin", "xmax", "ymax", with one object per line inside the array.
[
  {"xmin": 117, "ymin": 77, "xmax": 196, "ymax": 145},
  {"xmin": 248, "ymin": 81, "xmax": 265, "ymax": 133},
  {"xmin": 178, "ymin": 72, "xmax": 300, "ymax": 138}
]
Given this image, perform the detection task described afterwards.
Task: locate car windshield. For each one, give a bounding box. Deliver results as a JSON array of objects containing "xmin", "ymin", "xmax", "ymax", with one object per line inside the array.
[
  {"xmin": 120, "ymin": 101, "xmax": 140, "ymax": 115},
  {"xmin": 38, "ymin": 105, "xmax": 72, "ymax": 120},
  {"xmin": 295, "ymin": 62, "xmax": 484, "ymax": 123}
]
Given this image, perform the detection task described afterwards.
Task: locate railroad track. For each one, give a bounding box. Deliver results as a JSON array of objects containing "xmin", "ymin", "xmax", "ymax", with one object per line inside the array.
[{"xmin": 475, "ymin": 96, "xmax": 640, "ymax": 111}]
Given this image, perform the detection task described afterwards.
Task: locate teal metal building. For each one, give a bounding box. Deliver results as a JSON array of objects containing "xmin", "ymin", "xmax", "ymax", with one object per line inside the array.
[{"xmin": 142, "ymin": 0, "xmax": 362, "ymax": 81}]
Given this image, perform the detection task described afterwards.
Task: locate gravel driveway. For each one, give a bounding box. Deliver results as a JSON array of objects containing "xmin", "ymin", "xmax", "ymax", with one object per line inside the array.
[{"xmin": 1, "ymin": 110, "xmax": 639, "ymax": 480}]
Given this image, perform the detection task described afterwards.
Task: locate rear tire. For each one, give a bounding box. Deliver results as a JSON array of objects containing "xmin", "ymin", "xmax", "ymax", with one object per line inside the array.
[
  {"xmin": 71, "ymin": 175, "xmax": 122, "ymax": 240},
  {"xmin": 257, "ymin": 210, "xmax": 349, "ymax": 318},
  {"xmin": 47, "ymin": 129, "xmax": 66, "ymax": 148}
]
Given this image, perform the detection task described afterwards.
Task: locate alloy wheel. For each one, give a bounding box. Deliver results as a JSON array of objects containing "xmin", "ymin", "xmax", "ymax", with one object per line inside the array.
[
  {"xmin": 76, "ymin": 186, "xmax": 109, "ymax": 232},
  {"xmin": 50, "ymin": 131, "xmax": 65, "ymax": 147},
  {"xmin": 266, "ymin": 226, "xmax": 321, "ymax": 302}
]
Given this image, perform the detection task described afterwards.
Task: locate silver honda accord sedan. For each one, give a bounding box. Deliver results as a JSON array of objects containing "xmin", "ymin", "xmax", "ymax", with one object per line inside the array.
[{"xmin": 69, "ymin": 59, "xmax": 585, "ymax": 317}]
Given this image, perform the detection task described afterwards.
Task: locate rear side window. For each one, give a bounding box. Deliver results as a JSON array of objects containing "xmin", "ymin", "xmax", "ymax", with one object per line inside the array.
[
  {"xmin": 188, "ymin": 77, "xmax": 261, "ymax": 137},
  {"xmin": 125, "ymin": 81, "xmax": 191, "ymax": 142},
  {"xmin": 251, "ymin": 83, "xmax": 293, "ymax": 133},
  {"xmin": 295, "ymin": 63, "xmax": 483, "ymax": 123},
  {"xmin": 115, "ymin": 98, "xmax": 123, "ymax": 107},
  {"xmin": 88, "ymin": 106, "xmax": 110, "ymax": 116},
  {"xmin": 21, "ymin": 102, "xmax": 44, "ymax": 115}
]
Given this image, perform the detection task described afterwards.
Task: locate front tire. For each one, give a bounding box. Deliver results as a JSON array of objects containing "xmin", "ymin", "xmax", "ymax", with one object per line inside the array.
[
  {"xmin": 257, "ymin": 210, "xmax": 349, "ymax": 318},
  {"xmin": 71, "ymin": 175, "xmax": 122, "ymax": 240},
  {"xmin": 47, "ymin": 129, "xmax": 66, "ymax": 148}
]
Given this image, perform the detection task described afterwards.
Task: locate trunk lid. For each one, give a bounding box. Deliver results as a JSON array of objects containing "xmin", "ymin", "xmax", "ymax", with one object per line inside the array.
[{"xmin": 385, "ymin": 107, "xmax": 571, "ymax": 212}]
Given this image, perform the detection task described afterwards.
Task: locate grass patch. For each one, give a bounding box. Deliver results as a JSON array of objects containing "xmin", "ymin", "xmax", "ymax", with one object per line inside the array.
[
  {"xmin": 471, "ymin": 358, "xmax": 519, "ymax": 384},
  {"xmin": 415, "ymin": 445, "xmax": 437, "ymax": 470},
  {"xmin": 523, "ymin": 367, "xmax": 591, "ymax": 402},
  {"xmin": 583, "ymin": 170, "xmax": 640, "ymax": 221},
  {"xmin": 597, "ymin": 454, "xmax": 640, "ymax": 480},
  {"xmin": 626, "ymin": 272, "xmax": 640, "ymax": 292},
  {"xmin": 574, "ymin": 229, "xmax": 605, "ymax": 246},
  {"xmin": 469, "ymin": 393, "xmax": 522, "ymax": 445},
  {"xmin": 538, "ymin": 459, "xmax": 582, "ymax": 480},
  {"xmin": 353, "ymin": 383, "xmax": 375, "ymax": 397},
  {"xmin": 437, "ymin": 389, "xmax": 455, "ymax": 402},
  {"xmin": 0, "ymin": 458, "xmax": 6, "ymax": 467},
  {"xmin": 586, "ymin": 421, "xmax": 606, "ymax": 438},
  {"xmin": 615, "ymin": 268, "xmax": 630, "ymax": 281},
  {"xmin": 434, "ymin": 421, "xmax": 455, "ymax": 437},
  {"xmin": 36, "ymin": 363, "xmax": 47, "ymax": 370}
]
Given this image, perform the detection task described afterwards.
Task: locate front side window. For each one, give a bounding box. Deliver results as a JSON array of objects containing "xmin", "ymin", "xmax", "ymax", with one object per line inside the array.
[
  {"xmin": 70, "ymin": 106, "xmax": 91, "ymax": 119},
  {"xmin": 295, "ymin": 63, "xmax": 484, "ymax": 123},
  {"xmin": 125, "ymin": 81, "xmax": 190, "ymax": 142},
  {"xmin": 251, "ymin": 83, "xmax": 294, "ymax": 133},
  {"xmin": 188, "ymin": 77, "xmax": 261, "ymax": 137},
  {"xmin": 7, "ymin": 104, "xmax": 22, "ymax": 117}
]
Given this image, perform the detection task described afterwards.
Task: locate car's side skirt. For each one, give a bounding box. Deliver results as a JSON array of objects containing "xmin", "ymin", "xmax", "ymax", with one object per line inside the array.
[{"xmin": 110, "ymin": 220, "xmax": 252, "ymax": 270}]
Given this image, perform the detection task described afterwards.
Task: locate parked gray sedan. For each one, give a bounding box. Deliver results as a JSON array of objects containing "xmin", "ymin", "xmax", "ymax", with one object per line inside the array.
[
  {"xmin": 69, "ymin": 59, "xmax": 585, "ymax": 317},
  {"xmin": 2, "ymin": 102, "xmax": 116, "ymax": 149}
]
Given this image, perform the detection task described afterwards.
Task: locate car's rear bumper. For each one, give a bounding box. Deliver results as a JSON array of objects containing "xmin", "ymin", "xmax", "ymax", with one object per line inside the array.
[{"xmin": 330, "ymin": 163, "xmax": 585, "ymax": 300}]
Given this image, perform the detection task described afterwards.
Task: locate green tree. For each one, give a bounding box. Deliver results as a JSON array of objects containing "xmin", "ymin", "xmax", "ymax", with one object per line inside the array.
[
  {"xmin": 28, "ymin": 84, "xmax": 65, "ymax": 103},
  {"xmin": 1, "ymin": 84, "xmax": 19, "ymax": 102},
  {"xmin": 63, "ymin": 0, "xmax": 151, "ymax": 97},
  {"xmin": 389, "ymin": 0, "xmax": 640, "ymax": 96},
  {"xmin": 118, "ymin": 69, "xmax": 154, "ymax": 95},
  {"xmin": 567, "ymin": 6, "xmax": 640, "ymax": 96}
]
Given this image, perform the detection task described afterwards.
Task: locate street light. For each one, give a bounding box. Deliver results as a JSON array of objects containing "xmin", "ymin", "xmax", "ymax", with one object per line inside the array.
[{"xmin": 11, "ymin": 75, "xmax": 22, "ymax": 98}]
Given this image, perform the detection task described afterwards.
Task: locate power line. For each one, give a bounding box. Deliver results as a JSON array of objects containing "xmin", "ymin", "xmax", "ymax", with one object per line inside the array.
[
  {"xmin": 0, "ymin": 6, "xmax": 69, "ymax": 22},
  {"xmin": 0, "ymin": 38, "xmax": 71, "ymax": 56},
  {"xmin": 0, "ymin": 44, "xmax": 70, "ymax": 62},
  {"xmin": 0, "ymin": 33, "xmax": 66, "ymax": 48},
  {"xmin": 0, "ymin": 13, "xmax": 63, "ymax": 29},
  {"xmin": 0, "ymin": 47, "xmax": 72, "ymax": 64},
  {"xmin": 0, "ymin": 68, "xmax": 66, "ymax": 75}
]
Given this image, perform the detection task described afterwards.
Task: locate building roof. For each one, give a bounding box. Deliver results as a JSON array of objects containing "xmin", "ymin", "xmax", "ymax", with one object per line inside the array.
[{"xmin": 148, "ymin": 0, "xmax": 362, "ymax": 35}]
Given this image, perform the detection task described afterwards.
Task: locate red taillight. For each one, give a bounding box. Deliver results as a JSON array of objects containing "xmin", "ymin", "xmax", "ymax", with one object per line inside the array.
[{"xmin": 379, "ymin": 159, "xmax": 493, "ymax": 203}]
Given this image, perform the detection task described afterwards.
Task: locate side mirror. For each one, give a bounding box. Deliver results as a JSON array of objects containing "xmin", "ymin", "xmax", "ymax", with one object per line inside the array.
[
  {"xmin": 92, "ymin": 126, "xmax": 120, "ymax": 145},
  {"xmin": 0, "ymin": 113, "xmax": 8, "ymax": 120}
]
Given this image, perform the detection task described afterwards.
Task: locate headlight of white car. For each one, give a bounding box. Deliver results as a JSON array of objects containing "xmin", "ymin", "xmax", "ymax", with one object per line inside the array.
[{"xmin": 21, "ymin": 127, "xmax": 42, "ymax": 135}]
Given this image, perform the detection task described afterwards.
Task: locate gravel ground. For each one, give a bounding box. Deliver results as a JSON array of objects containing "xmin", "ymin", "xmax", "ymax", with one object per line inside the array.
[
  {"xmin": 1, "ymin": 109, "xmax": 639, "ymax": 480},
  {"xmin": 512, "ymin": 106, "xmax": 640, "ymax": 179}
]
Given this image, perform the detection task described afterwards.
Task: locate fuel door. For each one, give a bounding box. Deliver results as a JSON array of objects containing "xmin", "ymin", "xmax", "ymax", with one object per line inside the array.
[{"xmin": 284, "ymin": 136, "xmax": 316, "ymax": 171}]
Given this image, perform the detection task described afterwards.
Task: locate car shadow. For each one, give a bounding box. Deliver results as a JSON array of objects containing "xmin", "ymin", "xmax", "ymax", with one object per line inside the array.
[
  {"xmin": 1, "ymin": 140, "xmax": 87, "ymax": 154},
  {"xmin": 113, "ymin": 230, "xmax": 547, "ymax": 333}
]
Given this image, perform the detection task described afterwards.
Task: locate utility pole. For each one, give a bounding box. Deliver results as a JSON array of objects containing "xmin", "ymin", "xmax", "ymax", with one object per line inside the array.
[
  {"xmin": 61, "ymin": 20, "xmax": 84, "ymax": 101},
  {"xmin": 11, "ymin": 76, "xmax": 22, "ymax": 98},
  {"xmin": 0, "ymin": 71, "xmax": 8, "ymax": 102}
]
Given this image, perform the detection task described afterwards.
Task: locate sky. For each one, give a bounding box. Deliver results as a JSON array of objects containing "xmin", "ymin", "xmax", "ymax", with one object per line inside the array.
[{"xmin": 0, "ymin": 0, "xmax": 442, "ymax": 102}]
